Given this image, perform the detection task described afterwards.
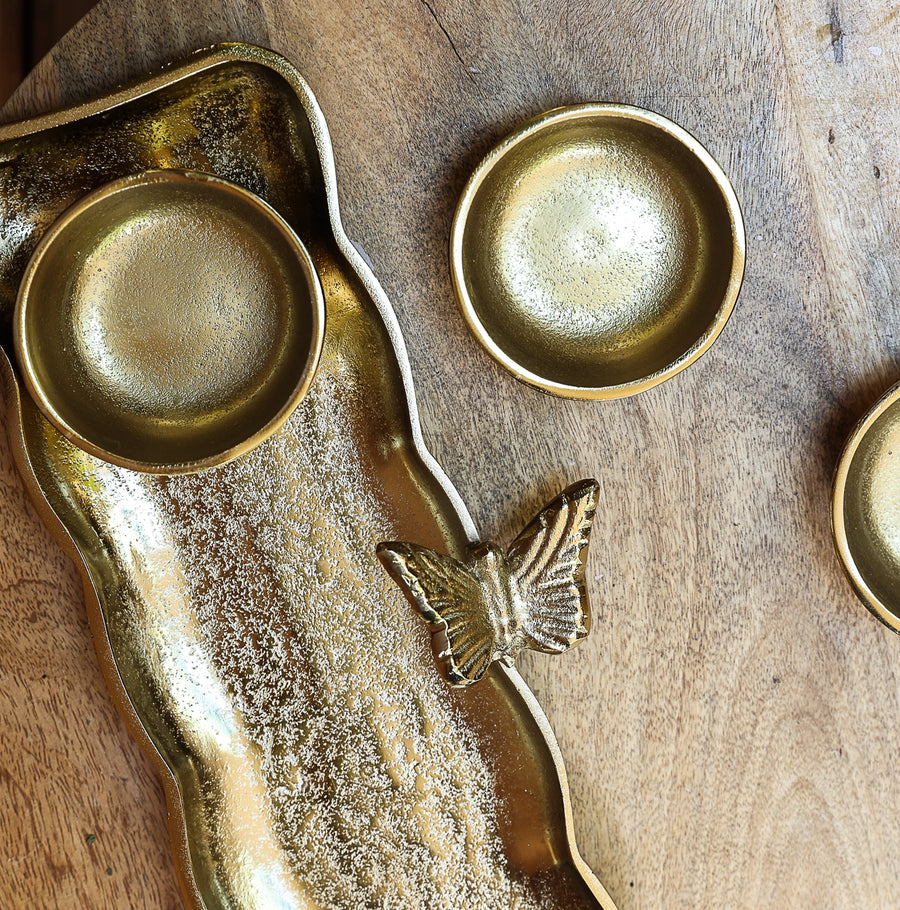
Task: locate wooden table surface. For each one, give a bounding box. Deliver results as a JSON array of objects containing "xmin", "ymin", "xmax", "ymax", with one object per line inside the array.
[
  {"xmin": 0, "ymin": 0, "xmax": 97, "ymax": 103},
  {"xmin": 2, "ymin": 1, "xmax": 900, "ymax": 908}
]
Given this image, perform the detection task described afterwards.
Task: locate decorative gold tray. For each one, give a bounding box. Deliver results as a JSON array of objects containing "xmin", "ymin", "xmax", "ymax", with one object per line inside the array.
[{"xmin": 0, "ymin": 45, "xmax": 616, "ymax": 909}]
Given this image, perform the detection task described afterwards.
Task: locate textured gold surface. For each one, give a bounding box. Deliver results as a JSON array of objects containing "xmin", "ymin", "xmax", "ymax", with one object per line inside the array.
[
  {"xmin": 451, "ymin": 104, "xmax": 745, "ymax": 398},
  {"xmin": 0, "ymin": 46, "xmax": 616, "ymax": 910},
  {"xmin": 14, "ymin": 169, "xmax": 324, "ymax": 472},
  {"xmin": 378, "ymin": 479, "xmax": 597, "ymax": 686},
  {"xmin": 833, "ymin": 382, "xmax": 900, "ymax": 633}
]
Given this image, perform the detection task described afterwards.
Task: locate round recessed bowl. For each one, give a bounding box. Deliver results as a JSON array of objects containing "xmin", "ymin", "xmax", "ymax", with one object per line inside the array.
[
  {"xmin": 833, "ymin": 382, "xmax": 900, "ymax": 633},
  {"xmin": 451, "ymin": 104, "xmax": 745, "ymax": 398},
  {"xmin": 15, "ymin": 169, "xmax": 325, "ymax": 473}
]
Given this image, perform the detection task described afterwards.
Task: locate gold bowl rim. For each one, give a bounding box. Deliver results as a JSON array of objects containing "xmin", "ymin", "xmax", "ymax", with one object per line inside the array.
[
  {"xmin": 450, "ymin": 103, "xmax": 746, "ymax": 399},
  {"xmin": 13, "ymin": 168, "xmax": 326, "ymax": 474},
  {"xmin": 831, "ymin": 380, "xmax": 900, "ymax": 633}
]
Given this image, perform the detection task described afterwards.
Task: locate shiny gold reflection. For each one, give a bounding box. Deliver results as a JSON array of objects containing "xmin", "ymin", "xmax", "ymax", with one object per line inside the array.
[
  {"xmin": 0, "ymin": 45, "xmax": 617, "ymax": 910},
  {"xmin": 14, "ymin": 169, "xmax": 324, "ymax": 473},
  {"xmin": 834, "ymin": 382, "xmax": 900, "ymax": 632},
  {"xmin": 451, "ymin": 105, "xmax": 745, "ymax": 398}
]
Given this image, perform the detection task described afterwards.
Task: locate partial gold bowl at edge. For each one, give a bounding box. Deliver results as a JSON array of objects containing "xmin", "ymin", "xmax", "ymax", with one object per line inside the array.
[{"xmin": 833, "ymin": 382, "xmax": 900, "ymax": 633}]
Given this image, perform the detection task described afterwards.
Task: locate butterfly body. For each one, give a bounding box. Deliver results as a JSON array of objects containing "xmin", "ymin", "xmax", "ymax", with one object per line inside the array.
[
  {"xmin": 378, "ymin": 480, "xmax": 599, "ymax": 686},
  {"xmin": 464, "ymin": 543, "xmax": 528, "ymax": 666}
]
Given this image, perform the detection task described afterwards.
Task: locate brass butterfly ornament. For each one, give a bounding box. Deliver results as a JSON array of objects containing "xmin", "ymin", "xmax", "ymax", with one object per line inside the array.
[{"xmin": 377, "ymin": 479, "xmax": 599, "ymax": 686}]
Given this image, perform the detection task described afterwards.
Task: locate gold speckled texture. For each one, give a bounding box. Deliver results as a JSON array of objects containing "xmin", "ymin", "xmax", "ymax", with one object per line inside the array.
[
  {"xmin": 0, "ymin": 47, "xmax": 614, "ymax": 910},
  {"xmin": 451, "ymin": 105, "xmax": 744, "ymax": 399}
]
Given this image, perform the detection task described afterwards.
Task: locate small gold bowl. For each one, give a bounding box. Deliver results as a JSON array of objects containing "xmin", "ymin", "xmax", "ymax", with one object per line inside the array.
[
  {"xmin": 14, "ymin": 169, "xmax": 325, "ymax": 473},
  {"xmin": 833, "ymin": 383, "xmax": 900, "ymax": 633},
  {"xmin": 451, "ymin": 104, "xmax": 745, "ymax": 398}
]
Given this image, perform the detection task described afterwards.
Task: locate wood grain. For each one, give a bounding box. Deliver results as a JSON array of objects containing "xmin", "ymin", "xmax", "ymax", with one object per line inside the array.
[
  {"xmin": 0, "ymin": 0, "xmax": 24, "ymax": 105},
  {"xmin": 0, "ymin": 0, "xmax": 99, "ymax": 107},
  {"xmin": 2, "ymin": 1, "xmax": 900, "ymax": 907},
  {"xmin": 26, "ymin": 0, "xmax": 100, "ymax": 78}
]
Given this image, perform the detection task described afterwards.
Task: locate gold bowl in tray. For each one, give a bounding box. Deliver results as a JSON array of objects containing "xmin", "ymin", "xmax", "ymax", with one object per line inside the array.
[
  {"xmin": 451, "ymin": 104, "xmax": 745, "ymax": 398},
  {"xmin": 14, "ymin": 168, "xmax": 325, "ymax": 473},
  {"xmin": 833, "ymin": 382, "xmax": 900, "ymax": 632}
]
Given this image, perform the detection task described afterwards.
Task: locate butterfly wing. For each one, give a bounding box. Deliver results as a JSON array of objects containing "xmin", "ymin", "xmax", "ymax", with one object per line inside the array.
[
  {"xmin": 376, "ymin": 542, "xmax": 497, "ymax": 686},
  {"xmin": 505, "ymin": 479, "xmax": 599, "ymax": 654}
]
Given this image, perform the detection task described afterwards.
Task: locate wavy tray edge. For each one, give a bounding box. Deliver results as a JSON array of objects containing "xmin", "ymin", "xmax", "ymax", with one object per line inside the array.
[{"xmin": 0, "ymin": 43, "xmax": 616, "ymax": 910}]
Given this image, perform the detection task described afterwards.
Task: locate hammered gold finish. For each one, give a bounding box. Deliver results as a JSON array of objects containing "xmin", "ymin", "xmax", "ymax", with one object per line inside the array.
[
  {"xmin": 451, "ymin": 104, "xmax": 745, "ymax": 398},
  {"xmin": 378, "ymin": 479, "xmax": 597, "ymax": 686},
  {"xmin": 833, "ymin": 382, "xmax": 900, "ymax": 634},
  {"xmin": 14, "ymin": 169, "xmax": 325, "ymax": 473},
  {"xmin": 0, "ymin": 46, "xmax": 616, "ymax": 910}
]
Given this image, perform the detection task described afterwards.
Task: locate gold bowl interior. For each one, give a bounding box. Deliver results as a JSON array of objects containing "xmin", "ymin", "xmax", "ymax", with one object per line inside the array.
[
  {"xmin": 833, "ymin": 384, "xmax": 900, "ymax": 632},
  {"xmin": 451, "ymin": 105, "xmax": 745, "ymax": 397},
  {"xmin": 15, "ymin": 169, "xmax": 324, "ymax": 472}
]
